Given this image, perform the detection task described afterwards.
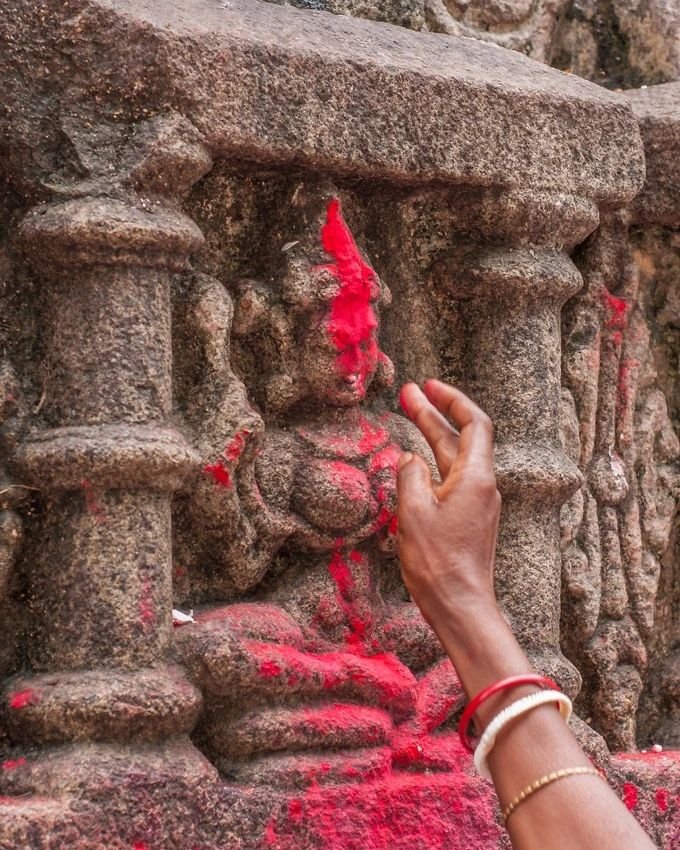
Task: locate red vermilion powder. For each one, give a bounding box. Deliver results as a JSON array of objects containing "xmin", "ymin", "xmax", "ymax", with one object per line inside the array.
[
  {"xmin": 259, "ymin": 659, "xmax": 284, "ymax": 679},
  {"xmin": 81, "ymin": 478, "xmax": 107, "ymax": 524},
  {"xmin": 601, "ymin": 289, "xmax": 630, "ymax": 330},
  {"xmin": 357, "ymin": 417, "xmax": 388, "ymax": 454},
  {"xmin": 328, "ymin": 461, "xmax": 369, "ymax": 503},
  {"xmin": 623, "ymin": 782, "xmax": 639, "ymax": 810},
  {"xmin": 224, "ymin": 429, "xmax": 251, "ymax": 462},
  {"xmin": 328, "ymin": 549, "xmax": 355, "ymax": 597},
  {"xmin": 1, "ymin": 757, "xmax": 26, "ymax": 770},
  {"xmin": 8, "ymin": 689, "xmax": 39, "ymax": 710},
  {"xmin": 600, "ymin": 288, "xmax": 630, "ymax": 331},
  {"xmin": 656, "ymin": 788, "xmax": 669, "ymax": 813},
  {"xmin": 203, "ymin": 461, "xmax": 232, "ymax": 488},
  {"xmin": 369, "ymin": 444, "xmax": 401, "ymax": 475},
  {"xmin": 321, "ymin": 199, "xmax": 379, "ymax": 392}
]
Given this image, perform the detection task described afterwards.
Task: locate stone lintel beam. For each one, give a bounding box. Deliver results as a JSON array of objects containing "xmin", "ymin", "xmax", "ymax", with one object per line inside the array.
[
  {"xmin": 1, "ymin": 0, "xmax": 643, "ymax": 204},
  {"xmin": 626, "ymin": 82, "xmax": 680, "ymax": 227}
]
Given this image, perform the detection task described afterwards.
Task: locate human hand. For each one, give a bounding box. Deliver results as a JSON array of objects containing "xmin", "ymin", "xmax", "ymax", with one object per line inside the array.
[{"xmin": 396, "ymin": 380, "xmax": 501, "ymax": 629}]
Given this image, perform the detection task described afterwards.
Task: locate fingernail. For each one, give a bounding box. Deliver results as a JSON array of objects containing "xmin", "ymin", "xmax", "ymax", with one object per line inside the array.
[{"xmin": 398, "ymin": 451, "xmax": 413, "ymax": 469}]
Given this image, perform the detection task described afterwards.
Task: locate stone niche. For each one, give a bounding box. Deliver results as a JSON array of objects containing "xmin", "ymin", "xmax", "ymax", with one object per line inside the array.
[{"xmin": 0, "ymin": 1, "xmax": 677, "ymax": 849}]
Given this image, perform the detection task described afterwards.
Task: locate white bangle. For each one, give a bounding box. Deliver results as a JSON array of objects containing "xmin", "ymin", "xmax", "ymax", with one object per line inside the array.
[{"xmin": 473, "ymin": 690, "xmax": 573, "ymax": 779}]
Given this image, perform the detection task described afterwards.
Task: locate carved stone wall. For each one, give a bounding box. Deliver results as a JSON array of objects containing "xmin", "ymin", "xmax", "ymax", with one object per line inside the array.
[
  {"xmin": 264, "ymin": 0, "xmax": 680, "ymax": 88},
  {"xmin": 0, "ymin": 1, "xmax": 677, "ymax": 849}
]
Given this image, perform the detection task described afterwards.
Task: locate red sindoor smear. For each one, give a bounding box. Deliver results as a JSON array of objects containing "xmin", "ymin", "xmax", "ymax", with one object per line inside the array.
[
  {"xmin": 623, "ymin": 782, "xmax": 639, "ymax": 810},
  {"xmin": 321, "ymin": 199, "xmax": 378, "ymax": 392}
]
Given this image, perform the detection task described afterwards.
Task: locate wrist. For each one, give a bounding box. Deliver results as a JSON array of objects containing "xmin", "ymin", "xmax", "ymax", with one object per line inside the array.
[{"xmin": 417, "ymin": 587, "xmax": 502, "ymax": 642}]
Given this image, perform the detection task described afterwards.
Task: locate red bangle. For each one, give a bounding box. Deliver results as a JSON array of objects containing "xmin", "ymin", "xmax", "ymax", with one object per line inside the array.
[{"xmin": 458, "ymin": 674, "xmax": 559, "ymax": 753}]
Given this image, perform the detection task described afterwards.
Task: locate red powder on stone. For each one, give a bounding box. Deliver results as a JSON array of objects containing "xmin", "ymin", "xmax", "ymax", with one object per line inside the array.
[
  {"xmin": 369, "ymin": 444, "xmax": 401, "ymax": 475},
  {"xmin": 601, "ymin": 290, "xmax": 630, "ymax": 330},
  {"xmin": 328, "ymin": 462, "xmax": 369, "ymax": 503},
  {"xmin": 321, "ymin": 199, "xmax": 379, "ymax": 393},
  {"xmin": 1, "ymin": 758, "xmax": 26, "ymax": 770},
  {"xmin": 9, "ymin": 689, "xmax": 38, "ymax": 709},
  {"xmin": 139, "ymin": 577, "xmax": 155, "ymax": 627},
  {"xmin": 132, "ymin": 843, "xmax": 149, "ymax": 850},
  {"xmin": 388, "ymin": 514, "xmax": 399, "ymax": 535},
  {"xmin": 374, "ymin": 507, "xmax": 392, "ymax": 533},
  {"xmin": 203, "ymin": 461, "xmax": 232, "ymax": 488},
  {"xmin": 259, "ymin": 659, "xmax": 283, "ymax": 679},
  {"xmin": 656, "ymin": 788, "xmax": 669, "ymax": 813},
  {"xmin": 623, "ymin": 782, "xmax": 638, "ymax": 810},
  {"xmin": 224, "ymin": 429, "xmax": 251, "ymax": 462},
  {"xmin": 349, "ymin": 550, "xmax": 363, "ymax": 564},
  {"xmin": 328, "ymin": 550, "xmax": 355, "ymax": 597},
  {"xmin": 261, "ymin": 772, "xmax": 501, "ymax": 850},
  {"xmin": 358, "ymin": 417, "xmax": 388, "ymax": 454},
  {"xmin": 81, "ymin": 479, "xmax": 106, "ymax": 524}
]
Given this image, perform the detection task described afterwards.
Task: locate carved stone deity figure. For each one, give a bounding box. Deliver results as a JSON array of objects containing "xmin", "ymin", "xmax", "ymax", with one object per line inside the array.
[{"xmin": 173, "ymin": 187, "xmax": 462, "ymax": 788}]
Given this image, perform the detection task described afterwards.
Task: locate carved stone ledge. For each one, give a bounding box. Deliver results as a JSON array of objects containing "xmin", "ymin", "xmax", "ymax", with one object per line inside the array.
[
  {"xmin": 1, "ymin": 666, "xmax": 202, "ymax": 745},
  {"xmin": 445, "ymin": 247, "xmax": 583, "ymax": 301},
  {"xmin": 16, "ymin": 424, "xmax": 201, "ymax": 492},
  {"xmin": 18, "ymin": 198, "xmax": 204, "ymax": 272},
  {"xmin": 495, "ymin": 444, "xmax": 583, "ymax": 502}
]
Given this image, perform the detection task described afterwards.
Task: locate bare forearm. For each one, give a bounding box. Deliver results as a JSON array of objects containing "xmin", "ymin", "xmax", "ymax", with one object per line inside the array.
[
  {"xmin": 395, "ymin": 381, "xmax": 656, "ymax": 850},
  {"xmin": 429, "ymin": 596, "xmax": 656, "ymax": 850}
]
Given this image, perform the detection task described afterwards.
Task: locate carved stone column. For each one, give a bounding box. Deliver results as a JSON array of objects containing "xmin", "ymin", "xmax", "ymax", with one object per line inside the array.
[
  {"xmin": 434, "ymin": 191, "xmax": 597, "ymax": 695},
  {"xmin": 3, "ymin": 117, "xmax": 210, "ymax": 750}
]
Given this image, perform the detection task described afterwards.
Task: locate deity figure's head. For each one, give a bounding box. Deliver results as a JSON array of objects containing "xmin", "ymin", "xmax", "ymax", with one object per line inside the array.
[{"xmin": 232, "ymin": 196, "xmax": 394, "ymax": 414}]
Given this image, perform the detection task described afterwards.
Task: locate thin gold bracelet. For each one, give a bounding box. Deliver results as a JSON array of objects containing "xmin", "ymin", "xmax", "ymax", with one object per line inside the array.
[{"xmin": 502, "ymin": 766, "xmax": 601, "ymax": 825}]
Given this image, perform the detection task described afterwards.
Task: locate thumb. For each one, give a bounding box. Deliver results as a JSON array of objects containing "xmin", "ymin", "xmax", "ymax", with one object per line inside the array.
[{"xmin": 397, "ymin": 452, "xmax": 434, "ymax": 512}]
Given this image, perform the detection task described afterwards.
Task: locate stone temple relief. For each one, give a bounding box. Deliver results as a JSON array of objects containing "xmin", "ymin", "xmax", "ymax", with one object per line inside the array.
[
  {"xmin": 172, "ymin": 183, "xmax": 470, "ymax": 789},
  {"xmin": 560, "ymin": 210, "xmax": 680, "ymax": 752},
  {"xmin": 425, "ymin": 0, "xmax": 570, "ymax": 63}
]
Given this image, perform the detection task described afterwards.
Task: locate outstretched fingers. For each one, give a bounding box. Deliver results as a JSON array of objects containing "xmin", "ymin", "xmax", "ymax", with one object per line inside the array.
[
  {"xmin": 422, "ymin": 380, "xmax": 495, "ymax": 477},
  {"xmin": 400, "ymin": 382, "xmax": 460, "ymax": 478}
]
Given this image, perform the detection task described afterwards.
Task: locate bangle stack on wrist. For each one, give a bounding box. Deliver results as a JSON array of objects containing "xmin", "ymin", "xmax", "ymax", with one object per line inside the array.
[
  {"xmin": 458, "ymin": 674, "xmax": 562, "ymax": 753},
  {"xmin": 458, "ymin": 675, "xmax": 602, "ymax": 828},
  {"xmin": 473, "ymin": 690, "xmax": 573, "ymax": 779}
]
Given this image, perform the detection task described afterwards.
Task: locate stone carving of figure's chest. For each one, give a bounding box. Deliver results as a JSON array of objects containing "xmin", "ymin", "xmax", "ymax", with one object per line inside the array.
[{"xmin": 257, "ymin": 417, "xmax": 402, "ymax": 535}]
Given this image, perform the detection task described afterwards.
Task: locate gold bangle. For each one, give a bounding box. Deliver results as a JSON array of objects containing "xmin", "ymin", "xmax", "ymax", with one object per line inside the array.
[{"xmin": 502, "ymin": 766, "xmax": 601, "ymax": 825}]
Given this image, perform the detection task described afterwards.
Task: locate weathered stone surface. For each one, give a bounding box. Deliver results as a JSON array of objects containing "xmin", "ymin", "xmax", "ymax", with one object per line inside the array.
[
  {"xmin": 0, "ymin": 1, "xmax": 671, "ymax": 848},
  {"xmin": 425, "ymin": 0, "xmax": 569, "ymax": 63},
  {"xmin": 0, "ymin": 0, "xmax": 643, "ymax": 200},
  {"xmin": 425, "ymin": 1, "xmax": 680, "ymax": 90},
  {"xmin": 627, "ymin": 83, "xmax": 680, "ymax": 227},
  {"xmin": 559, "ymin": 81, "xmax": 680, "ymax": 765},
  {"xmin": 609, "ymin": 751, "xmax": 680, "ymax": 850},
  {"xmin": 266, "ymin": 0, "xmax": 426, "ymax": 29},
  {"xmin": 560, "ymin": 207, "xmax": 679, "ymax": 751},
  {"xmin": 551, "ymin": 0, "xmax": 680, "ymax": 88}
]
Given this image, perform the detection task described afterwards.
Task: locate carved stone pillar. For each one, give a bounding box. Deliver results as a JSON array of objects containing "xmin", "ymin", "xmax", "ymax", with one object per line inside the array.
[
  {"xmin": 434, "ymin": 191, "xmax": 597, "ymax": 695},
  {"xmin": 3, "ymin": 117, "xmax": 210, "ymax": 750}
]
